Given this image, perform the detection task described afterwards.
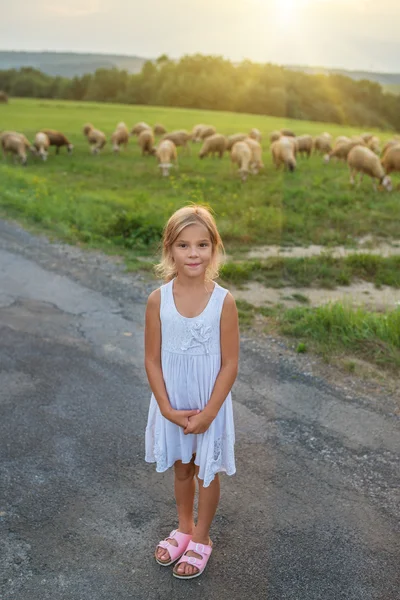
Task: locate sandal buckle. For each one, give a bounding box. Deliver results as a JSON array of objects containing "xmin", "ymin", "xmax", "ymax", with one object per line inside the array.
[
  {"xmin": 188, "ymin": 557, "xmax": 197, "ymax": 565},
  {"xmin": 195, "ymin": 543, "xmax": 204, "ymax": 554}
]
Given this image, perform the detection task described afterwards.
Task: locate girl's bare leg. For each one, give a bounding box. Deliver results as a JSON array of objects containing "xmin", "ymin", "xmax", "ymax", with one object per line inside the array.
[{"xmin": 156, "ymin": 457, "xmax": 196, "ymax": 562}]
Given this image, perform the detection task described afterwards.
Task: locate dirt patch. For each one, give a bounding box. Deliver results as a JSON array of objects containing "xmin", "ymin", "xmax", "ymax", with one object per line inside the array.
[{"xmin": 233, "ymin": 281, "xmax": 400, "ymax": 310}]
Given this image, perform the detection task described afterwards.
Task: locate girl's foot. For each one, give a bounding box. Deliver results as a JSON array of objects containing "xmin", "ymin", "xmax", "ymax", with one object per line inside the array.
[
  {"xmin": 155, "ymin": 528, "xmax": 193, "ymax": 564},
  {"xmin": 173, "ymin": 537, "xmax": 212, "ymax": 577}
]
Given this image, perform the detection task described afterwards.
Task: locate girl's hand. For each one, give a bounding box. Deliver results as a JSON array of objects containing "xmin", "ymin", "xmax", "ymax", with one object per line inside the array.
[
  {"xmin": 164, "ymin": 408, "xmax": 200, "ymax": 429},
  {"xmin": 184, "ymin": 411, "xmax": 214, "ymax": 435}
]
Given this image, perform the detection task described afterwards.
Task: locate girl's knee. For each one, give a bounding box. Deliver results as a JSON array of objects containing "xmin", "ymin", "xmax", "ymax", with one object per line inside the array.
[{"xmin": 174, "ymin": 460, "xmax": 195, "ymax": 481}]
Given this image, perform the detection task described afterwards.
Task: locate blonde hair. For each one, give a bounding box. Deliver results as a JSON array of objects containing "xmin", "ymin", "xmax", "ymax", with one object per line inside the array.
[{"xmin": 155, "ymin": 205, "xmax": 224, "ymax": 282}]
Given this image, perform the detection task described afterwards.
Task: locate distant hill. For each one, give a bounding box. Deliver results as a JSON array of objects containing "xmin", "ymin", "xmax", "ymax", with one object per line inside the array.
[
  {"xmin": 1, "ymin": 52, "xmax": 400, "ymax": 94},
  {"xmin": 0, "ymin": 51, "xmax": 147, "ymax": 77}
]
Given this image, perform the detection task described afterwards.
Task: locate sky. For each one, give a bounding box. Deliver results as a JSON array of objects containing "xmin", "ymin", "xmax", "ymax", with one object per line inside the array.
[{"xmin": 0, "ymin": 0, "xmax": 399, "ymax": 72}]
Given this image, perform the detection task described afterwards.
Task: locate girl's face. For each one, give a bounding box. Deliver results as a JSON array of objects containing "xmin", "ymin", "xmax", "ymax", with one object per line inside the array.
[{"xmin": 171, "ymin": 224, "xmax": 213, "ymax": 279}]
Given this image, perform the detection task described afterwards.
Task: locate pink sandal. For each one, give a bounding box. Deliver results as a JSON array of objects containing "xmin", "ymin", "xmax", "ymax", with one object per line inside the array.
[
  {"xmin": 172, "ymin": 539, "xmax": 213, "ymax": 579},
  {"xmin": 154, "ymin": 529, "xmax": 192, "ymax": 567}
]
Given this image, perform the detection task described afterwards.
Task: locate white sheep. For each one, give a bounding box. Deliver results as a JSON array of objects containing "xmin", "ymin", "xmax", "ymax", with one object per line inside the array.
[
  {"xmin": 271, "ymin": 137, "xmax": 296, "ymax": 172},
  {"xmin": 162, "ymin": 130, "xmax": 191, "ymax": 154},
  {"xmin": 191, "ymin": 124, "xmax": 206, "ymax": 142},
  {"xmin": 231, "ymin": 141, "xmax": 252, "ymax": 182},
  {"xmin": 296, "ymin": 134, "xmax": 313, "ymax": 158},
  {"xmin": 199, "ymin": 134, "xmax": 228, "ymax": 159},
  {"xmin": 156, "ymin": 139, "xmax": 178, "ymax": 177},
  {"xmin": 382, "ymin": 139, "xmax": 399, "ymax": 158},
  {"xmin": 314, "ymin": 133, "xmax": 332, "ymax": 155},
  {"xmin": 111, "ymin": 123, "xmax": 129, "ymax": 153},
  {"xmin": 334, "ymin": 135, "xmax": 351, "ymax": 147},
  {"xmin": 324, "ymin": 139, "xmax": 365, "ymax": 163},
  {"xmin": 33, "ymin": 132, "xmax": 50, "ymax": 161},
  {"xmin": 381, "ymin": 143, "xmax": 400, "ymax": 176},
  {"xmin": 131, "ymin": 122, "xmax": 151, "ymax": 136},
  {"xmin": 226, "ymin": 133, "xmax": 248, "ymax": 151},
  {"xmin": 83, "ymin": 123, "xmax": 106, "ymax": 154},
  {"xmin": 244, "ymin": 138, "xmax": 264, "ymax": 174},
  {"xmin": 249, "ymin": 128, "xmax": 262, "ymax": 143},
  {"xmin": 367, "ymin": 136, "xmax": 381, "ymax": 155},
  {"xmin": 138, "ymin": 129, "xmax": 156, "ymax": 156},
  {"xmin": 270, "ymin": 130, "xmax": 281, "ymax": 143},
  {"xmin": 280, "ymin": 128, "xmax": 296, "ymax": 137},
  {"xmin": 1, "ymin": 132, "xmax": 30, "ymax": 165},
  {"xmin": 347, "ymin": 145, "xmax": 392, "ymax": 191}
]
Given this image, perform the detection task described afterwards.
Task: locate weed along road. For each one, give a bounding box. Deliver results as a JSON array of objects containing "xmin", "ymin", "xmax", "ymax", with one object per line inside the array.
[{"xmin": 0, "ymin": 219, "xmax": 399, "ymax": 600}]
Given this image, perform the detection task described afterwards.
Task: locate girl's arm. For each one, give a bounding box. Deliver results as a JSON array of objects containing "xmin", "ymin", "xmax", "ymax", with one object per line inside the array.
[
  {"xmin": 145, "ymin": 289, "xmax": 199, "ymax": 426},
  {"xmin": 184, "ymin": 292, "xmax": 239, "ymax": 434}
]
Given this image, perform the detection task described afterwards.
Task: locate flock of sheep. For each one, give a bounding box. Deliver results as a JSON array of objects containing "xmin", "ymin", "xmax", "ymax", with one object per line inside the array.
[{"xmin": 1, "ymin": 120, "xmax": 400, "ymax": 190}]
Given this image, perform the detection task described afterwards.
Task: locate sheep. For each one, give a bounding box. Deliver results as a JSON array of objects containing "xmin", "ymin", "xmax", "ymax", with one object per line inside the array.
[
  {"xmin": 131, "ymin": 122, "xmax": 151, "ymax": 136},
  {"xmin": 111, "ymin": 122, "xmax": 129, "ymax": 153},
  {"xmin": 0, "ymin": 91, "xmax": 8, "ymax": 103},
  {"xmin": 153, "ymin": 123, "xmax": 167, "ymax": 136},
  {"xmin": 334, "ymin": 135, "xmax": 351, "ymax": 147},
  {"xmin": 381, "ymin": 139, "xmax": 400, "ymax": 158},
  {"xmin": 1, "ymin": 133, "xmax": 29, "ymax": 165},
  {"xmin": 271, "ymin": 137, "xmax": 296, "ymax": 172},
  {"xmin": 280, "ymin": 128, "xmax": 296, "ymax": 137},
  {"xmin": 381, "ymin": 143, "xmax": 400, "ymax": 176},
  {"xmin": 249, "ymin": 128, "xmax": 262, "ymax": 142},
  {"xmin": 324, "ymin": 139, "xmax": 365, "ymax": 163},
  {"xmin": 367, "ymin": 135, "xmax": 381, "ymax": 155},
  {"xmin": 156, "ymin": 139, "xmax": 178, "ymax": 177},
  {"xmin": 226, "ymin": 133, "xmax": 248, "ymax": 151},
  {"xmin": 41, "ymin": 129, "xmax": 74, "ymax": 154},
  {"xmin": 191, "ymin": 124, "xmax": 206, "ymax": 142},
  {"xmin": 270, "ymin": 130, "xmax": 281, "ymax": 143},
  {"xmin": 138, "ymin": 129, "xmax": 156, "ymax": 156},
  {"xmin": 347, "ymin": 145, "xmax": 392, "ymax": 192},
  {"xmin": 83, "ymin": 124, "xmax": 106, "ymax": 154},
  {"xmin": 295, "ymin": 134, "xmax": 313, "ymax": 158},
  {"xmin": 162, "ymin": 130, "xmax": 191, "ymax": 154},
  {"xmin": 33, "ymin": 132, "xmax": 50, "ymax": 161},
  {"xmin": 244, "ymin": 138, "xmax": 264, "ymax": 174},
  {"xmin": 199, "ymin": 125, "xmax": 217, "ymax": 141},
  {"xmin": 231, "ymin": 141, "xmax": 252, "ymax": 182},
  {"xmin": 199, "ymin": 134, "xmax": 227, "ymax": 159},
  {"xmin": 314, "ymin": 133, "xmax": 332, "ymax": 155},
  {"xmin": 360, "ymin": 132, "xmax": 374, "ymax": 142},
  {"xmin": 282, "ymin": 135, "xmax": 298, "ymax": 155}
]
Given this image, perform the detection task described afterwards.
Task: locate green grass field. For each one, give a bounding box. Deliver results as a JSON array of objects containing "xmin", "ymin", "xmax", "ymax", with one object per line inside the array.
[{"xmin": 1, "ymin": 98, "xmax": 400, "ymax": 373}]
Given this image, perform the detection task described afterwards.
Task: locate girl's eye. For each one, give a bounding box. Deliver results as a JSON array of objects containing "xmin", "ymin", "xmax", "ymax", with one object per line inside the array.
[
  {"xmin": 200, "ymin": 243, "xmax": 209, "ymax": 247},
  {"xmin": 178, "ymin": 244, "xmax": 187, "ymax": 248}
]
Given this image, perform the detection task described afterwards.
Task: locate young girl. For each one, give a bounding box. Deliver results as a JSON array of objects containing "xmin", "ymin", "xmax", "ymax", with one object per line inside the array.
[{"xmin": 144, "ymin": 205, "xmax": 239, "ymax": 579}]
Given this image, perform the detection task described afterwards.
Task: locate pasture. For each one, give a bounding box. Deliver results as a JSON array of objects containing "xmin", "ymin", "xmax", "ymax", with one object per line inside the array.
[{"xmin": 1, "ymin": 98, "xmax": 400, "ymax": 372}]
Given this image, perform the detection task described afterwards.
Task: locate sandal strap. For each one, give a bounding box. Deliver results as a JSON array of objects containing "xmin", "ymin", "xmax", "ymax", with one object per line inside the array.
[
  {"xmin": 156, "ymin": 530, "xmax": 192, "ymax": 561},
  {"xmin": 185, "ymin": 540, "xmax": 212, "ymax": 556}
]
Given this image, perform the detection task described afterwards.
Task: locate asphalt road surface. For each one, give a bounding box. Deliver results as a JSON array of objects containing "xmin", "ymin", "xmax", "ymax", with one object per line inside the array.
[{"xmin": 0, "ymin": 219, "xmax": 399, "ymax": 600}]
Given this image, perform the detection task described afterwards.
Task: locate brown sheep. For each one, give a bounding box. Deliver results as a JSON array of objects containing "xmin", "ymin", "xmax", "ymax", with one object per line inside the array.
[
  {"xmin": 381, "ymin": 143, "xmax": 400, "ymax": 176},
  {"xmin": 231, "ymin": 141, "xmax": 252, "ymax": 182},
  {"xmin": 162, "ymin": 130, "xmax": 191, "ymax": 154},
  {"xmin": 296, "ymin": 134, "xmax": 313, "ymax": 158},
  {"xmin": 281, "ymin": 128, "xmax": 296, "ymax": 137},
  {"xmin": 226, "ymin": 133, "xmax": 248, "ymax": 151},
  {"xmin": 271, "ymin": 137, "xmax": 296, "ymax": 172},
  {"xmin": 138, "ymin": 129, "xmax": 156, "ymax": 156},
  {"xmin": 131, "ymin": 122, "xmax": 151, "ymax": 136},
  {"xmin": 348, "ymin": 146, "xmax": 392, "ymax": 191},
  {"xmin": 270, "ymin": 130, "xmax": 281, "ymax": 143},
  {"xmin": 0, "ymin": 91, "xmax": 8, "ymax": 103},
  {"xmin": 249, "ymin": 128, "xmax": 262, "ymax": 143},
  {"xmin": 156, "ymin": 140, "xmax": 178, "ymax": 176},
  {"xmin": 199, "ymin": 134, "xmax": 227, "ymax": 159},
  {"xmin": 83, "ymin": 124, "xmax": 106, "ymax": 154},
  {"xmin": 244, "ymin": 138, "xmax": 264, "ymax": 174},
  {"xmin": 111, "ymin": 122, "xmax": 129, "ymax": 153},
  {"xmin": 153, "ymin": 123, "xmax": 167, "ymax": 136},
  {"xmin": 41, "ymin": 129, "xmax": 74, "ymax": 154}
]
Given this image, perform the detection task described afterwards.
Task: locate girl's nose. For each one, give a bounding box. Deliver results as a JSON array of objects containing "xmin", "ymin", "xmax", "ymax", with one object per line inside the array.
[{"xmin": 189, "ymin": 246, "xmax": 199, "ymax": 257}]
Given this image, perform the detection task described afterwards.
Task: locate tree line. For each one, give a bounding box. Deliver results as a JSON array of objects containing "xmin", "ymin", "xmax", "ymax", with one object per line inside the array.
[{"xmin": 1, "ymin": 54, "xmax": 399, "ymax": 131}]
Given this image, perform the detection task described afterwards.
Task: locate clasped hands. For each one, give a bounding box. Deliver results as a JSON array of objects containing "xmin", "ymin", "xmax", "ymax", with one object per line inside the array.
[{"xmin": 164, "ymin": 407, "xmax": 214, "ymax": 434}]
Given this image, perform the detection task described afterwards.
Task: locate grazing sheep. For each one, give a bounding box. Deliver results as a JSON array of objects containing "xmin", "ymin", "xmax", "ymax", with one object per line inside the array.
[
  {"xmin": 244, "ymin": 138, "xmax": 264, "ymax": 174},
  {"xmin": 199, "ymin": 134, "xmax": 227, "ymax": 159},
  {"xmin": 249, "ymin": 128, "xmax": 262, "ymax": 142},
  {"xmin": 314, "ymin": 133, "xmax": 332, "ymax": 155},
  {"xmin": 33, "ymin": 132, "xmax": 50, "ymax": 161},
  {"xmin": 191, "ymin": 124, "xmax": 206, "ymax": 142},
  {"xmin": 138, "ymin": 129, "xmax": 156, "ymax": 156},
  {"xmin": 0, "ymin": 91, "xmax": 8, "ymax": 103},
  {"xmin": 324, "ymin": 139, "xmax": 365, "ymax": 163},
  {"xmin": 131, "ymin": 122, "xmax": 151, "ymax": 136},
  {"xmin": 360, "ymin": 132, "xmax": 374, "ymax": 142},
  {"xmin": 348, "ymin": 145, "xmax": 392, "ymax": 191},
  {"xmin": 381, "ymin": 139, "xmax": 399, "ymax": 158},
  {"xmin": 280, "ymin": 128, "xmax": 295, "ymax": 137},
  {"xmin": 83, "ymin": 124, "xmax": 106, "ymax": 154},
  {"xmin": 199, "ymin": 125, "xmax": 217, "ymax": 141},
  {"xmin": 271, "ymin": 137, "xmax": 296, "ymax": 172},
  {"xmin": 367, "ymin": 135, "xmax": 381, "ymax": 155},
  {"xmin": 1, "ymin": 133, "xmax": 29, "ymax": 165},
  {"xmin": 111, "ymin": 122, "xmax": 129, "ymax": 153},
  {"xmin": 41, "ymin": 129, "xmax": 74, "ymax": 154},
  {"xmin": 270, "ymin": 130, "xmax": 281, "ymax": 143},
  {"xmin": 156, "ymin": 139, "xmax": 178, "ymax": 177},
  {"xmin": 153, "ymin": 123, "xmax": 167, "ymax": 136},
  {"xmin": 162, "ymin": 130, "xmax": 191, "ymax": 154},
  {"xmin": 296, "ymin": 134, "xmax": 313, "ymax": 158},
  {"xmin": 381, "ymin": 143, "xmax": 400, "ymax": 175},
  {"xmin": 334, "ymin": 135, "xmax": 351, "ymax": 147},
  {"xmin": 231, "ymin": 141, "xmax": 252, "ymax": 182},
  {"xmin": 226, "ymin": 133, "xmax": 248, "ymax": 151}
]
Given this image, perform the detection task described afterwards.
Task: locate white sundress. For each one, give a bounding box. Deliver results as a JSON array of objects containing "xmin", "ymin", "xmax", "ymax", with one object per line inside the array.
[{"xmin": 145, "ymin": 278, "xmax": 236, "ymax": 488}]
